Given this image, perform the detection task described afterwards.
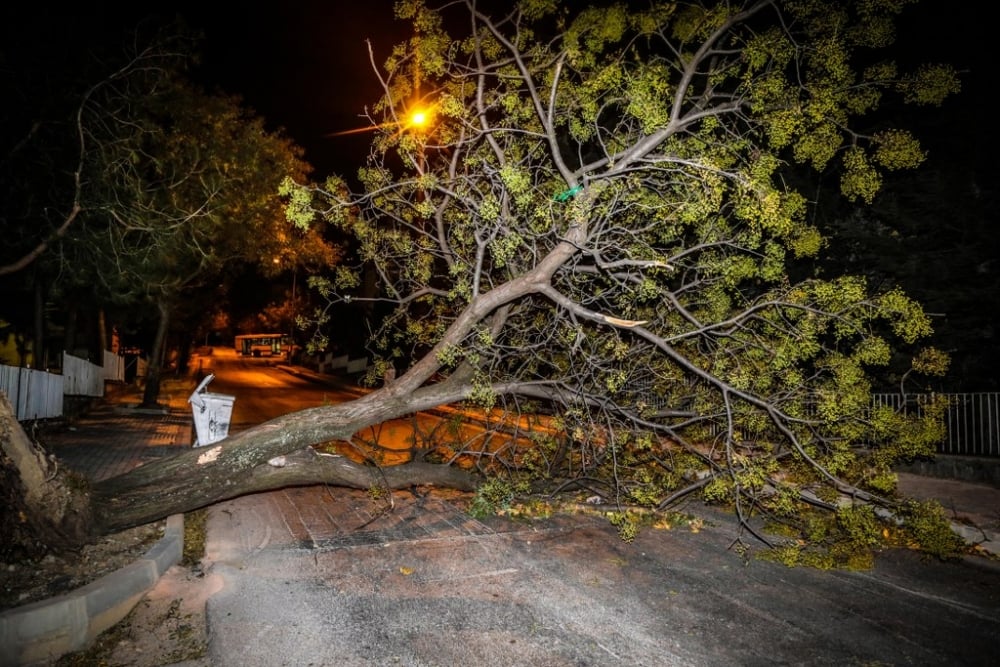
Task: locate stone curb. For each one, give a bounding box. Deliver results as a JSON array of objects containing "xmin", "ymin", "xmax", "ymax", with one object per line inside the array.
[
  {"xmin": 0, "ymin": 514, "xmax": 184, "ymax": 667},
  {"xmin": 950, "ymin": 522, "xmax": 1000, "ymax": 556}
]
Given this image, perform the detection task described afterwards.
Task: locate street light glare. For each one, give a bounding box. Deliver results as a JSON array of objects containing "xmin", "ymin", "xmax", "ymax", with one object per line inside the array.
[
  {"xmin": 410, "ymin": 110, "xmax": 428, "ymax": 127},
  {"xmin": 326, "ymin": 105, "xmax": 433, "ymax": 139}
]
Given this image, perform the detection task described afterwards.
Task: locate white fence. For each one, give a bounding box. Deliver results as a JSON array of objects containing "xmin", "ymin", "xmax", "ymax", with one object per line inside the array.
[
  {"xmin": 313, "ymin": 351, "xmax": 367, "ymax": 375},
  {"xmin": 0, "ymin": 365, "xmax": 63, "ymax": 422},
  {"xmin": 61, "ymin": 352, "xmax": 105, "ymax": 398},
  {"xmin": 0, "ymin": 351, "xmax": 128, "ymax": 421},
  {"xmin": 103, "ymin": 349, "xmax": 124, "ymax": 382},
  {"xmin": 124, "ymin": 354, "xmax": 148, "ymax": 381}
]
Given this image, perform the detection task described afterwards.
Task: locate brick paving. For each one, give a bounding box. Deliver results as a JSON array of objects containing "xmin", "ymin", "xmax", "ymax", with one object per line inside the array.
[
  {"xmin": 38, "ymin": 398, "xmax": 192, "ymax": 483},
  {"xmin": 255, "ymin": 486, "xmax": 518, "ymax": 552}
]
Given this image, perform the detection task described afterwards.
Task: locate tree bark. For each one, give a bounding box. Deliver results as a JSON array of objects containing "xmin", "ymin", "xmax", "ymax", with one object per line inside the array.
[
  {"xmin": 33, "ymin": 277, "xmax": 45, "ymax": 368},
  {"xmin": 64, "ymin": 298, "xmax": 78, "ymax": 360},
  {"xmin": 90, "ymin": 381, "xmax": 477, "ymax": 534},
  {"xmin": 92, "ymin": 444, "xmax": 476, "ymax": 534},
  {"xmin": 0, "ymin": 393, "xmax": 92, "ymax": 550},
  {"xmin": 140, "ymin": 299, "xmax": 170, "ymax": 408},
  {"xmin": 98, "ymin": 307, "xmax": 109, "ymax": 353}
]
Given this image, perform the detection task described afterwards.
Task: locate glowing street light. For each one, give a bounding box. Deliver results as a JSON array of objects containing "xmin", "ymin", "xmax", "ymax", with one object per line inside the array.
[
  {"xmin": 409, "ymin": 109, "xmax": 429, "ymax": 128},
  {"xmin": 326, "ymin": 104, "xmax": 434, "ymax": 138}
]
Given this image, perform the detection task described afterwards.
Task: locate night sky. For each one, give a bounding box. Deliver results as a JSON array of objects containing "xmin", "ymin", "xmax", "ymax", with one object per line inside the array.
[
  {"xmin": 1, "ymin": 0, "xmax": 404, "ymax": 177},
  {"xmin": 180, "ymin": 0, "xmax": 405, "ymax": 176},
  {"xmin": 3, "ymin": 1, "xmax": 989, "ymax": 179},
  {"xmin": 176, "ymin": 0, "xmax": 991, "ymax": 180}
]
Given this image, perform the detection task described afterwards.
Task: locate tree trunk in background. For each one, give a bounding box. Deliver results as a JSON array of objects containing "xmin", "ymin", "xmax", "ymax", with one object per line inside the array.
[
  {"xmin": 63, "ymin": 299, "xmax": 78, "ymax": 360},
  {"xmin": 98, "ymin": 307, "xmax": 108, "ymax": 352},
  {"xmin": 140, "ymin": 299, "xmax": 170, "ymax": 408}
]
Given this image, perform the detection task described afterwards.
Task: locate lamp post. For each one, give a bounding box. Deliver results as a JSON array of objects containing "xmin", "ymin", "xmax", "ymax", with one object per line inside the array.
[
  {"xmin": 273, "ymin": 256, "xmax": 297, "ymax": 361},
  {"xmin": 407, "ymin": 106, "xmax": 432, "ymax": 176}
]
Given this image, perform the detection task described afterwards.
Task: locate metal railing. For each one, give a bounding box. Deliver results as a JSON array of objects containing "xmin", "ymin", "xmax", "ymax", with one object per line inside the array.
[
  {"xmin": 872, "ymin": 392, "xmax": 1000, "ymax": 457},
  {"xmin": 628, "ymin": 382, "xmax": 1000, "ymax": 458}
]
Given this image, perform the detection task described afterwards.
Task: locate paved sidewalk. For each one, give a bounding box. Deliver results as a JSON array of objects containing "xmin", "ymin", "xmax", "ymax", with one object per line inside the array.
[
  {"xmin": 897, "ymin": 472, "xmax": 1000, "ymax": 548},
  {"xmin": 42, "ymin": 378, "xmax": 196, "ymax": 480},
  {"xmin": 45, "ymin": 403, "xmax": 192, "ymax": 482}
]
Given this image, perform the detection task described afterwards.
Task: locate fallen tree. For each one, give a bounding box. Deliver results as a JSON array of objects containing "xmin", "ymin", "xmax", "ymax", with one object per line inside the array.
[
  {"xmin": 1, "ymin": 379, "xmax": 479, "ymax": 546},
  {"xmin": 2, "ymin": 0, "xmax": 971, "ymax": 567}
]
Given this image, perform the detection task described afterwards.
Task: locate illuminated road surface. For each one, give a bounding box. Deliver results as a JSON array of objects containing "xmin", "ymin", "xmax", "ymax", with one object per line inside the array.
[{"xmin": 190, "ymin": 346, "xmax": 361, "ymax": 432}]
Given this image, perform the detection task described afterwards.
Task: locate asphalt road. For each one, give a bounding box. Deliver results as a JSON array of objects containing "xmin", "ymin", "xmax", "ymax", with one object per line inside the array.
[
  {"xmin": 193, "ymin": 349, "xmax": 363, "ymax": 429},
  {"xmin": 198, "ymin": 485, "xmax": 1000, "ymax": 667}
]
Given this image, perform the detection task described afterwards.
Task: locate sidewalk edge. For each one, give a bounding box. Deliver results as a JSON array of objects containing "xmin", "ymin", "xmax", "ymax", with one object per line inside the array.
[
  {"xmin": 0, "ymin": 514, "xmax": 184, "ymax": 667},
  {"xmin": 949, "ymin": 521, "xmax": 1000, "ymax": 557}
]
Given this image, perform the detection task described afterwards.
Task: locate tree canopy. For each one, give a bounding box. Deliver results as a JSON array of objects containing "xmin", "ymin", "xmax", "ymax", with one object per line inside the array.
[
  {"xmin": 281, "ymin": 0, "xmax": 964, "ymax": 565},
  {"xmin": 0, "ymin": 15, "xmax": 336, "ymax": 375}
]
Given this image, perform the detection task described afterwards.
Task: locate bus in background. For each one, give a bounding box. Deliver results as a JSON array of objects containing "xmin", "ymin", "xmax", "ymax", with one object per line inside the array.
[{"xmin": 234, "ymin": 333, "xmax": 286, "ymax": 357}]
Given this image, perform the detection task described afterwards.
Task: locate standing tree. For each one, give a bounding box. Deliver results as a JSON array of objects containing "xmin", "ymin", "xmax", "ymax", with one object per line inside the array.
[
  {"xmin": 2, "ymin": 0, "xmax": 967, "ymax": 566},
  {"xmin": 0, "ymin": 19, "xmax": 194, "ymax": 369},
  {"xmin": 0, "ymin": 20, "xmax": 333, "ymax": 550},
  {"xmin": 60, "ymin": 75, "xmax": 329, "ymax": 406}
]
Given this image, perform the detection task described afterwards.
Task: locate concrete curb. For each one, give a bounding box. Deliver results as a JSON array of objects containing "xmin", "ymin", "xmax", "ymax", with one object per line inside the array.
[
  {"xmin": 949, "ymin": 521, "xmax": 1000, "ymax": 556},
  {"xmin": 0, "ymin": 514, "xmax": 184, "ymax": 667},
  {"xmin": 896, "ymin": 454, "xmax": 1000, "ymax": 488}
]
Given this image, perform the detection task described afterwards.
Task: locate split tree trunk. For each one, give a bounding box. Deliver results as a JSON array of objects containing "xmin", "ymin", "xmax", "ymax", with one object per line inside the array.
[{"xmin": 0, "ymin": 392, "xmax": 93, "ymax": 550}]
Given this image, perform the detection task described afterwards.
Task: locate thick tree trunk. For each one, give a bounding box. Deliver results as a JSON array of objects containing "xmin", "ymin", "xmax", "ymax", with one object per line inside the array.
[
  {"xmin": 4, "ymin": 377, "xmax": 480, "ymax": 548},
  {"xmin": 92, "ymin": 443, "xmax": 476, "ymax": 534},
  {"xmin": 90, "ymin": 383, "xmax": 477, "ymax": 534}
]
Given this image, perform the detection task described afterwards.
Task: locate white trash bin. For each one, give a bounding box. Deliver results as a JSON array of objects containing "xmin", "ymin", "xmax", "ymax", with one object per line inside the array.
[{"xmin": 189, "ymin": 373, "xmax": 235, "ymax": 447}]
